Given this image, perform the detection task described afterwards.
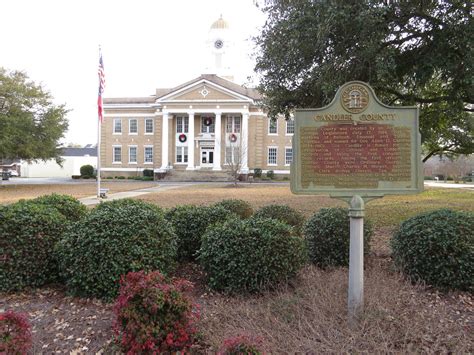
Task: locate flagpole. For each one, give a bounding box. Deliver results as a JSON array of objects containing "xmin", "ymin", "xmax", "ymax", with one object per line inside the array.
[
  {"xmin": 97, "ymin": 45, "xmax": 103, "ymax": 198},
  {"xmin": 97, "ymin": 112, "xmax": 101, "ymax": 198}
]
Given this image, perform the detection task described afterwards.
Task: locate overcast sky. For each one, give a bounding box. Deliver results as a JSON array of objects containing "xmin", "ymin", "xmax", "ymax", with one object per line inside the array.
[{"xmin": 1, "ymin": 0, "xmax": 267, "ymax": 145}]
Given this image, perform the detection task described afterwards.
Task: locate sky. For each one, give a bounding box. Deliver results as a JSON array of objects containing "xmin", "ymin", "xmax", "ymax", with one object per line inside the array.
[{"xmin": 1, "ymin": 0, "xmax": 267, "ymax": 145}]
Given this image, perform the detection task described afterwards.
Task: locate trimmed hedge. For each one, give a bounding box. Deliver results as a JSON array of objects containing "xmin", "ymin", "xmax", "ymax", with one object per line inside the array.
[
  {"xmin": 29, "ymin": 193, "xmax": 87, "ymax": 221},
  {"xmin": 165, "ymin": 205, "xmax": 236, "ymax": 261},
  {"xmin": 113, "ymin": 271, "xmax": 198, "ymax": 353},
  {"xmin": 199, "ymin": 217, "xmax": 307, "ymax": 293},
  {"xmin": 80, "ymin": 164, "xmax": 94, "ymax": 177},
  {"xmin": 0, "ymin": 202, "xmax": 67, "ymax": 291},
  {"xmin": 304, "ymin": 207, "xmax": 373, "ymax": 268},
  {"xmin": 56, "ymin": 199, "xmax": 177, "ymax": 300},
  {"xmin": 391, "ymin": 209, "xmax": 473, "ymax": 291},
  {"xmin": 214, "ymin": 199, "xmax": 253, "ymax": 219},
  {"xmin": 254, "ymin": 205, "xmax": 305, "ymax": 235}
]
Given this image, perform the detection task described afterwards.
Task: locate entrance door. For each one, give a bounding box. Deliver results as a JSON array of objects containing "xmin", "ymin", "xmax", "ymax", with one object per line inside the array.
[{"xmin": 201, "ymin": 148, "xmax": 214, "ymax": 167}]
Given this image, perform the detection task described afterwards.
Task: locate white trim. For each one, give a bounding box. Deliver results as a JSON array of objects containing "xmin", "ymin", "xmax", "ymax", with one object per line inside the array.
[
  {"xmin": 268, "ymin": 118, "xmax": 278, "ymax": 135},
  {"xmin": 129, "ymin": 118, "xmax": 138, "ymax": 135},
  {"xmin": 163, "ymin": 108, "xmax": 250, "ymax": 115},
  {"xmin": 285, "ymin": 119, "xmax": 295, "ymax": 136},
  {"xmin": 157, "ymin": 79, "xmax": 255, "ymax": 102},
  {"xmin": 112, "ymin": 145, "xmax": 122, "ymax": 164},
  {"xmin": 104, "ymin": 113, "xmax": 155, "ymax": 117},
  {"xmin": 285, "ymin": 146, "xmax": 293, "ymax": 166},
  {"xmin": 267, "ymin": 146, "xmax": 278, "ymax": 166},
  {"xmin": 128, "ymin": 145, "xmax": 138, "ymax": 164},
  {"xmin": 113, "ymin": 118, "xmax": 122, "ymax": 134},
  {"xmin": 103, "ymin": 104, "xmax": 152, "ymax": 109},
  {"xmin": 102, "ymin": 167, "xmax": 149, "ymax": 172},
  {"xmin": 159, "ymin": 99, "xmax": 251, "ymax": 103},
  {"xmin": 144, "ymin": 145, "xmax": 154, "ymax": 164},
  {"xmin": 144, "ymin": 118, "xmax": 154, "ymax": 134}
]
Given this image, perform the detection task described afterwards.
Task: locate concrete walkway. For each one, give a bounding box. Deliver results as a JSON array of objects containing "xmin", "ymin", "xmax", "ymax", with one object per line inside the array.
[
  {"xmin": 79, "ymin": 184, "xmax": 189, "ymax": 206},
  {"xmin": 424, "ymin": 181, "xmax": 474, "ymax": 190}
]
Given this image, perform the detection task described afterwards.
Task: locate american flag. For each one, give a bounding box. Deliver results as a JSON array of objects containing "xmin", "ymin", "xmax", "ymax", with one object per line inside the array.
[{"xmin": 97, "ymin": 50, "xmax": 105, "ymax": 123}]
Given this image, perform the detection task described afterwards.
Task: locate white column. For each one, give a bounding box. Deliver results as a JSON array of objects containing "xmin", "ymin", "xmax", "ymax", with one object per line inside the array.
[
  {"xmin": 187, "ymin": 112, "xmax": 195, "ymax": 170},
  {"xmin": 240, "ymin": 111, "xmax": 249, "ymax": 174},
  {"xmin": 160, "ymin": 111, "xmax": 169, "ymax": 171},
  {"xmin": 213, "ymin": 112, "xmax": 222, "ymax": 170}
]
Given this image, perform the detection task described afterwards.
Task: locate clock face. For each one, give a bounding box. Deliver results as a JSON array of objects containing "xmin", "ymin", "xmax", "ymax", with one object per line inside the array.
[{"xmin": 214, "ymin": 39, "xmax": 224, "ymax": 49}]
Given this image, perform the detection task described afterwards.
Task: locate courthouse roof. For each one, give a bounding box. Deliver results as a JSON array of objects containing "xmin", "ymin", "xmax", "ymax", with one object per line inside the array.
[
  {"xmin": 104, "ymin": 74, "xmax": 262, "ymax": 104},
  {"xmin": 155, "ymin": 74, "xmax": 262, "ymax": 100}
]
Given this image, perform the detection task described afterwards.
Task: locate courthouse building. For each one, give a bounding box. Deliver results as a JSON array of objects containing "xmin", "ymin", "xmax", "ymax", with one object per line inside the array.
[{"xmin": 101, "ymin": 17, "xmax": 294, "ymax": 178}]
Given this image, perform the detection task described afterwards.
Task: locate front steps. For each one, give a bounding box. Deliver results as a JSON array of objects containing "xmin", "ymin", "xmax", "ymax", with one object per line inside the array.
[{"xmin": 161, "ymin": 168, "xmax": 235, "ymax": 182}]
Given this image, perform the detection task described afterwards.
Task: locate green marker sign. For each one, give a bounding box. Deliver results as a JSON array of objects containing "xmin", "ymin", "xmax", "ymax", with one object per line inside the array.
[{"xmin": 291, "ymin": 81, "xmax": 423, "ymax": 198}]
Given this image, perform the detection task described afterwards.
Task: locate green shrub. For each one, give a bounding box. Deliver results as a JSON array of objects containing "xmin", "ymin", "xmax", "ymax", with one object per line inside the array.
[
  {"xmin": 165, "ymin": 205, "xmax": 235, "ymax": 260},
  {"xmin": 71, "ymin": 175, "xmax": 81, "ymax": 179},
  {"xmin": 0, "ymin": 202, "xmax": 67, "ymax": 291},
  {"xmin": 106, "ymin": 176, "xmax": 114, "ymax": 179},
  {"xmin": 30, "ymin": 193, "xmax": 87, "ymax": 222},
  {"xmin": 117, "ymin": 176, "xmax": 126, "ymax": 180},
  {"xmin": 113, "ymin": 271, "xmax": 198, "ymax": 353},
  {"xmin": 254, "ymin": 205, "xmax": 305, "ymax": 235},
  {"xmin": 80, "ymin": 164, "xmax": 94, "ymax": 177},
  {"xmin": 143, "ymin": 169, "xmax": 154, "ymax": 177},
  {"xmin": 214, "ymin": 199, "xmax": 253, "ymax": 219},
  {"xmin": 199, "ymin": 217, "xmax": 307, "ymax": 293},
  {"xmin": 253, "ymin": 168, "xmax": 262, "ymax": 178},
  {"xmin": 266, "ymin": 170, "xmax": 275, "ymax": 179},
  {"xmin": 303, "ymin": 207, "xmax": 373, "ymax": 268},
  {"xmin": 391, "ymin": 209, "xmax": 473, "ymax": 291},
  {"xmin": 56, "ymin": 199, "xmax": 177, "ymax": 300}
]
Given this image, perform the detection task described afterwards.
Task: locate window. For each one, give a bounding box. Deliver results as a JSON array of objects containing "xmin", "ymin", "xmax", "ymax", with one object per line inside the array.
[
  {"xmin": 145, "ymin": 119, "xmax": 154, "ymax": 134},
  {"xmin": 176, "ymin": 116, "xmax": 189, "ymax": 133},
  {"xmin": 129, "ymin": 119, "xmax": 138, "ymax": 134},
  {"xmin": 226, "ymin": 116, "xmax": 241, "ymax": 133},
  {"xmin": 268, "ymin": 119, "xmax": 277, "ymax": 134},
  {"xmin": 176, "ymin": 146, "xmax": 188, "ymax": 163},
  {"xmin": 113, "ymin": 146, "xmax": 122, "ymax": 163},
  {"xmin": 268, "ymin": 147, "xmax": 277, "ymax": 165},
  {"xmin": 113, "ymin": 119, "xmax": 122, "ymax": 134},
  {"xmin": 144, "ymin": 146, "xmax": 153, "ymax": 163},
  {"xmin": 129, "ymin": 146, "xmax": 137, "ymax": 163},
  {"xmin": 225, "ymin": 146, "xmax": 240, "ymax": 165},
  {"xmin": 285, "ymin": 147, "xmax": 293, "ymax": 166},
  {"xmin": 286, "ymin": 119, "xmax": 294, "ymax": 135},
  {"xmin": 201, "ymin": 117, "xmax": 215, "ymax": 133}
]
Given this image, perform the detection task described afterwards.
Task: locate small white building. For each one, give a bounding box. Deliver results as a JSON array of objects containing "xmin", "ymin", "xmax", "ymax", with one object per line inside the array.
[{"xmin": 21, "ymin": 147, "xmax": 97, "ymax": 178}]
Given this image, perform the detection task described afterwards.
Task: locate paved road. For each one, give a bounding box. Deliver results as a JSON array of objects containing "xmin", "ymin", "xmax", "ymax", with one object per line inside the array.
[{"xmin": 424, "ymin": 181, "xmax": 474, "ymax": 190}]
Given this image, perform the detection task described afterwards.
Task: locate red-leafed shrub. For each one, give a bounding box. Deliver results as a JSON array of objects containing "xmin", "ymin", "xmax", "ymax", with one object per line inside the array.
[
  {"xmin": 0, "ymin": 311, "xmax": 32, "ymax": 354},
  {"xmin": 113, "ymin": 271, "xmax": 199, "ymax": 353},
  {"xmin": 218, "ymin": 334, "xmax": 265, "ymax": 355}
]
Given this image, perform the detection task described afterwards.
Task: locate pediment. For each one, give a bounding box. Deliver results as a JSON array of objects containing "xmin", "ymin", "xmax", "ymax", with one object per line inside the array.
[{"xmin": 157, "ymin": 80, "xmax": 252, "ymax": 103}]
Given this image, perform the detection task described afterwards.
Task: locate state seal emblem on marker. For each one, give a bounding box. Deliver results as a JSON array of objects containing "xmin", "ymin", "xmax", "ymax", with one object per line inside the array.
[{"xmin": 340, "ymin": 83, "xmax": 370, "ymax": 114}]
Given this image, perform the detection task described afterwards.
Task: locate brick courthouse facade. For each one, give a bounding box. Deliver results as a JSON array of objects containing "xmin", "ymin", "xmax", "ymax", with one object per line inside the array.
[{"xmin": 101, "ymin": 17, "xmax": 294, "ymax": 178}]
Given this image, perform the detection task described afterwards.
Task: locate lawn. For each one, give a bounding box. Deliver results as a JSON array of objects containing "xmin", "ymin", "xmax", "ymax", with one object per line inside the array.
[
  {"xmin": 0, "ymin": 181, "xmax": 156, "ymax": 205},
  {"xmin": 1, "ymin": 184, "xmax": 473, "ymax": 352}
]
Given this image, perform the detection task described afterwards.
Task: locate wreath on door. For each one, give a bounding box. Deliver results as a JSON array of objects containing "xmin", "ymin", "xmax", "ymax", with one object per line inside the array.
[
  {"xmin": 203, "ymin": 117, "xmax": 213, "ymax": 126},
  {"xmin": 178, "ymin": 133, "xmax": 187, "ymax": 143},
  {"xmin": 229, "ymin": 133, "xmax": 237, "ymax": 143}
]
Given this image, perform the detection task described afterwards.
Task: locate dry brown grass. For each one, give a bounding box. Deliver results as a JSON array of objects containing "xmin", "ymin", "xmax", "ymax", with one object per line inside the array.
[
  {"xmin": 198, "ymin": 260, "xmax": 473, "ymax": 353},
  {"xmin": 0, "ymin": 181, "xmax": 156, "ymax": 205},
  {"xmin": 137, "ymin": 184, "xmax": 344, "ymax": 216}
]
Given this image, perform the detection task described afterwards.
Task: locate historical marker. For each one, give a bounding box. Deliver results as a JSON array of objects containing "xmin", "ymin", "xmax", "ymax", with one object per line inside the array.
[
  {"xmin": 291, "ymin": 81, "xmax": 422, "ymax": 322},
  {"xmin": 291, "ymin": 81, "xmax": 423, "ymax": 197}
]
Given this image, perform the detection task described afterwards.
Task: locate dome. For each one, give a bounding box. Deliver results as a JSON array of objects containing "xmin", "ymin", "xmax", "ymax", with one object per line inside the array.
[{"xmin": 211, "ymin": 15, "xmax": 229, "ymax": 29}]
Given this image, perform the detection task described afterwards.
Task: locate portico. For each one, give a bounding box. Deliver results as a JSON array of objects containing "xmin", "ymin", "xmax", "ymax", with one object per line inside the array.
[{"xmin": 158, "ymin": 106, "xmax": 249, "ymax": 173}]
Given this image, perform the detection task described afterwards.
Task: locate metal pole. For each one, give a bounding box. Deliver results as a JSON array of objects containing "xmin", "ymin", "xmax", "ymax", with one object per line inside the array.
[
  {"xmin": 97, "ymin": 120, "xmax": 101, "ymax": 198},
  {"xmin": 348, "ymin": 195, "xmax": 365, "ymax": 324}
]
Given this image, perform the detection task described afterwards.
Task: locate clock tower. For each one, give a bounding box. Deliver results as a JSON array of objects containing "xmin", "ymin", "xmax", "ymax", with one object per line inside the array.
[{"xmin": 205, "ymin": 15, "xmax": 234, "ymax": 81}]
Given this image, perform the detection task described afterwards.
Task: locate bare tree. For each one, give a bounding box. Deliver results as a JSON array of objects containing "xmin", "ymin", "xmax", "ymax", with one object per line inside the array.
[{"xmin": 224, "ymin": 141, "xmax": 247, "ymax": 186}]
